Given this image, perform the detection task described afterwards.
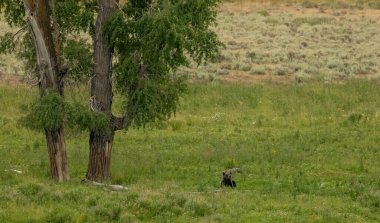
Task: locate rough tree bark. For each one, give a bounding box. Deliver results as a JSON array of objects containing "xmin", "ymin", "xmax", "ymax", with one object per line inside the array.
[
  {"xmin": 86, "ymin": 0, "xmax": 118, "ymax": 182},
  {"xmin": 24, "ymin": 0, "xmax": 69, "ymax": 181}
]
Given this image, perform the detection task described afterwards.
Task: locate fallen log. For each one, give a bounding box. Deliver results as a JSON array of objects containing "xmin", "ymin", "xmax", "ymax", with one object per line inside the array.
[{"xmin": 81, "ymin": 178, "xmax": 128, "ymax": 191}]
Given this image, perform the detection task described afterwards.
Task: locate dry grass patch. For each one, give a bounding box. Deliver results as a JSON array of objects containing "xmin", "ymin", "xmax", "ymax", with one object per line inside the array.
[{"xmin": 178, "ymin": 2, "xmax": 380, "ymax": 83}]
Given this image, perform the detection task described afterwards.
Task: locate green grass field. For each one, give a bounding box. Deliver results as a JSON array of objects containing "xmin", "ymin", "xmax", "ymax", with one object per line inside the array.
[{"xmin": 1, "ymin": 81, "xmax": 380, "ymax": 222}]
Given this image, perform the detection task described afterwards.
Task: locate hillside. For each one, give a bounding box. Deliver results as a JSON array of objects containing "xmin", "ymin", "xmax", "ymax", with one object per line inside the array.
[{"xmin": 1, "ymin": 1, "xmax": 379, "ymax": 84}]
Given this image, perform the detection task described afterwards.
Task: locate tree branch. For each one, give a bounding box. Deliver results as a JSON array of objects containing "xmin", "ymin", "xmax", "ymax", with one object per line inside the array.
[
  {"xmin": 111, "ymin": 114, "xmax": 132, "ymax": 131},
  {"xmin": 12, "ymin": 25, "xmax": 28, "ymax": 38},
  {"xmin": 0, "ymin": 25, "xmax": 28, "ymax": 49}
]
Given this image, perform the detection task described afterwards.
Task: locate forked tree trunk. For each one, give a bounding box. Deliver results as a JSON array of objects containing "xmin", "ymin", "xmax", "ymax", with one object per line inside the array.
[
  {"xmin": 86, "ymin": 130, "xmax": 114, "ymax": 181},
  {"xmin": 24, "ymin": 0, "xmax": 69, "ymax": 181},
  {"xmin": 86, "ymin": 0, "xmax": 118, "ymax": 181}
]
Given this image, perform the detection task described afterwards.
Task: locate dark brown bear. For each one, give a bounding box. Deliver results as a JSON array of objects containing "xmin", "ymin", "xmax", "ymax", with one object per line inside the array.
[{"xmin": 221, "ymin": 171, "xmax": 236, "ymax": 188}]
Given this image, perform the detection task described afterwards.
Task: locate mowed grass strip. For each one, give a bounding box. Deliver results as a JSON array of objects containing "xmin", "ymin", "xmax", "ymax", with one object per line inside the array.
[{"xmin": 0, "ymin": 81, "xmax": 380, "ymax": 222}]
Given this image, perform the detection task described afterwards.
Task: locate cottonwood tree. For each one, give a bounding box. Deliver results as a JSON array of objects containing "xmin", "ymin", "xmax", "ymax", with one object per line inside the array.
[
  {"xmin": 86, "ymin": 0, "xmax": 222, "ymax": 181},
  {"xmin": 0, "ymin": 0, "xmax": 94, "ymax": 181},
  {"xmin": 0, "ymin": 0, "xmax": 222, "ymax": 182}
]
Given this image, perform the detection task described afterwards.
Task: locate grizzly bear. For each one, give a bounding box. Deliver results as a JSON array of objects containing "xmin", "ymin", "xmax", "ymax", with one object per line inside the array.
[
  {"xmin": 221, "ymin": 171, "xmax": 236, "ymax": 188},
  {"xmin": 221, "ymin": 168, "xmax": 241, "ymax": 188}
]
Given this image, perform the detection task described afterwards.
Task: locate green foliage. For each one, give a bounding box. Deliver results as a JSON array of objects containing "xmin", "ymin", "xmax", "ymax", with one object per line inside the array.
[
  {"xmin": 104, "ymin": 0, "xmax": 222, "ymax": 127},
  {"xmin": 0, "ymin": 0, "xmax": 25, "ymax": 27},
  {"xmin": 55, "ymin": 0, "xmax": 96, "ymax": 35},
  {"xmin": 21, "ymin": 91, "xmax": 66, "ymax": 130},
  {"xmin": 0, "ymin": 32, "xmax": 15, "ymax": 54},
  {"xmin": 21, "ymin": 91, "xmax": 109, "ymax": 132},
  {"xmin": 62, "ymin": 39, "xmax": 93, "ymax": 81},
  {"xmin": 66, "ymin": 102, "xmax": 111, "ymax": 134},
  {"xmin": 125, "ymin": 76, "xmax": 187, "ymax": 127},
  {"xmin": 345, "ymin": 112, "xmax": 363, "ymax": 125},
  {"xmin": 368, "ymin": 2, "xmax": 380, "ymax": 9}
]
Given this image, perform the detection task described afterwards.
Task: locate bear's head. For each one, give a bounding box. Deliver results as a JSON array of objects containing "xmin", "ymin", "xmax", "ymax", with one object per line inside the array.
[{"xmin": 222, "ymin": 171, "xmax": 232, "ymax": 181}]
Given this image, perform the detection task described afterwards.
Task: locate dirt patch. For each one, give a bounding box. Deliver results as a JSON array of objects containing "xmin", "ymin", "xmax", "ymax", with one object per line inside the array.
[
  {"xmin": 218, "ymin": 2, "xmax": 266, "ymax": 13},
  {"xmin": 219, "ymin": 71, "xmax": 295, "ymax": 84}
]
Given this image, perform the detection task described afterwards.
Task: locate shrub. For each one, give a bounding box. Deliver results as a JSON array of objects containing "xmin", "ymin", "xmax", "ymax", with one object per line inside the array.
[
  {"xmin": 216, "ymin": 69, "xmax": 229, "ymax": 75},
  {"xmin": 368, "ymin": 2, "xmax": 380, "ymax": 9},
  {"xmin": 292, "ymin": 17, "xmax": 333, "ymax": 29},
  {"xmin": 346, "ymin": 112, "xmax": 363, "ymax": 124},
  {"xmin": 241, "ymin": 64, "xmax": 252, "ymax": 72},
  {"xmin": 295, "ymin": 71, "xmax": 312, "ymax": 82},
  {"xmin": 302, "ymin": 0, "xmax": 319, "ymax": 8},
  {"xmin": 220, "ymin": 63, "xmax": 232, "ymax": 70},
  {"xmin": 265, "ymin": 18, "xmax": 280, "ymax": 26},
  {"xmin": 246, "ymin": 51, "xmax": 256, "ymax": 61},
  {"xmin": 257, "ymin": 10, "xmax": 269, "ymax": 17},
  {"xmin": 250, "ymin": 66, "xmax": 266, "ymax": 75},
  {"xmin": 274, "ymin": 66, "xmax": 288, "ymax": 76}
]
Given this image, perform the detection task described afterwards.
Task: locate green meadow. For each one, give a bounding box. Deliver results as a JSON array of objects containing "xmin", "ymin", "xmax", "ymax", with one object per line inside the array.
[{"xmin": 1, "ymin": 81, "xmax": 380, "ymax": 222}]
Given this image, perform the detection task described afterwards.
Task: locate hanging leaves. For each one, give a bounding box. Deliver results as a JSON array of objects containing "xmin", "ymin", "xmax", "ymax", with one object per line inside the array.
[
  {"xmin": 21, "ymin": 91, "xmax": 110, "ymax": 133},
  {"xmin": 104, "ymin": 0, "xmax": 222, "ymax": 127}
]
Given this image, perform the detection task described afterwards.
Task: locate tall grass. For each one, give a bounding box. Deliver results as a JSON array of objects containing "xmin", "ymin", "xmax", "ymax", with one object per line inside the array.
[{"xmin": 1, "ymin": 81, "xmax": 380, "ymax": 222}]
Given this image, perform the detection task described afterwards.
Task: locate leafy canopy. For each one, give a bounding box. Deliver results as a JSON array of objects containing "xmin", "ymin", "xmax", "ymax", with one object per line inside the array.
[{"xmin": 104, "ymin": 0, "xmax": 222, "ymax": 127}]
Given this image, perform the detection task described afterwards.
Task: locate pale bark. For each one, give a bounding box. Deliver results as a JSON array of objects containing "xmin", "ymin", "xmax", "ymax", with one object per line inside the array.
[
  {"xmin": 24, "ymin": 0, "xmax": 58, "ymax": 94},
  {"xmin": 24, "ymin": 0, "xmax": 69, "ymax": 181}
]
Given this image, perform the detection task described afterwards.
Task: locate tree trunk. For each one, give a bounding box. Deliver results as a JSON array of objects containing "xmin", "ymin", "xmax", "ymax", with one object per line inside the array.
[
  {"xmin": 24, "ymin": 0, "xmax": 69, "ymax": 181},
  {"xmin": 45, "ymin": 127, "xmax": 69, "ymax": 181},
  {"xmin": 86, "ymin": 130, "xmax": 114, "ymax": 181},
  {"xmin": 86, "ymin": 0, "xmax": 118, "ymax": 181}
]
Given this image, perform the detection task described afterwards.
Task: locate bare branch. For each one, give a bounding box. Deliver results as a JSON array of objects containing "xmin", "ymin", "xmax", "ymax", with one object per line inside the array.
[
  {"xmin": 13, "ymin": 25, "xmax": 28, "ymax": 38},
  {"xmin": 0, "ymin": 25, "xmax": 28, "ymax": 48}
]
